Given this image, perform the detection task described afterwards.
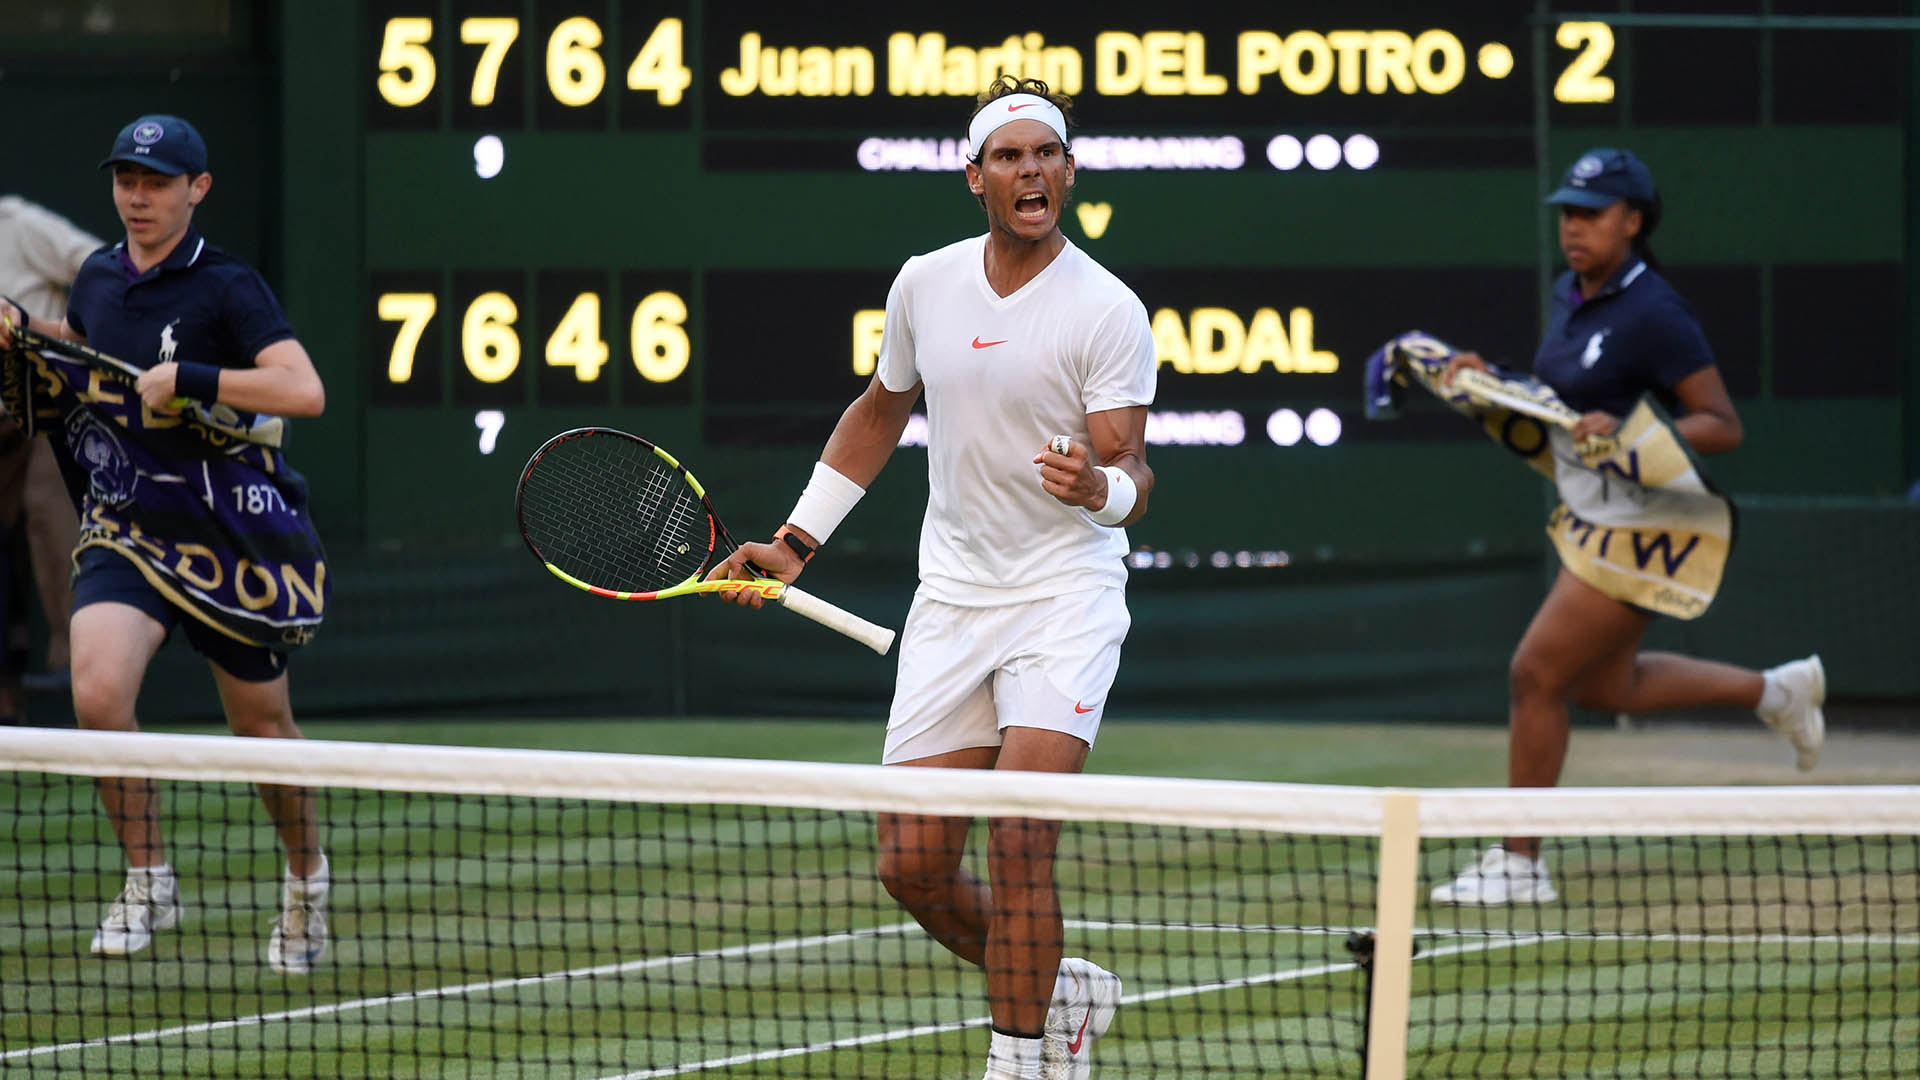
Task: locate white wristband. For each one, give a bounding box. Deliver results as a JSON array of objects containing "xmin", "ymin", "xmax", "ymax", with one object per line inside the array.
[
  {"xmin": 1087, "ymin": 465, "xmax": 1136, "ymax": 526},
  {"xmin": 786, "ymin": 460, "xmax": 866, "ymax": 544}
]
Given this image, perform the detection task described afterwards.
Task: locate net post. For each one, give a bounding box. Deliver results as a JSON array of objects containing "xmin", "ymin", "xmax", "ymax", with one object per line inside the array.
[{"xmin": 1365, "ymin": 790, "xmax": 1420, "ymax": 1080}]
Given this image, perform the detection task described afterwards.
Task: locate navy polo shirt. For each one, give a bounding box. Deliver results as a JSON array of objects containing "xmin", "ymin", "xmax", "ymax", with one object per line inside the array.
[
  {"xmin": 65, "ymin": 226, "xmax": 294, "ymax": 377},
  {"xmin": 1534, "ymin": 258, "xmax": 1714, "ymax": 417}
]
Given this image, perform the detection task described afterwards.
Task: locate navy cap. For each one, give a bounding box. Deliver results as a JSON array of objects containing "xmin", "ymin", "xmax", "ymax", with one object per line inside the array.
[
  {"xmin": 1545, "ymin": 147, "xmax": 1655, "ymax": 209},
  {"xmin": 98, "ymin": 115, "xmax": 208, "ymax": 176}
]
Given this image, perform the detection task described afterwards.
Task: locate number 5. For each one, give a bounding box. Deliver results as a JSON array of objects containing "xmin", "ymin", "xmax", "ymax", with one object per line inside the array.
[{"xmin": 378, "ymin": 17, "xmax": 437, "ymax": 108}]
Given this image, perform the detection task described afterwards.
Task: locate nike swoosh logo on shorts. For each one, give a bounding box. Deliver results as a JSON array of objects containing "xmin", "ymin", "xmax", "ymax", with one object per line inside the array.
[
  {"xmin": 971, "ymin": 337, "xmax": 1007, "ymax": 349},
  {"xmin": 1067, "ymin": 1005, "xmax": 1093, "ymax": 1053},
  {"xmin": 1074, "ymin": 702, "xmax": 1095, "ymax": 714}
]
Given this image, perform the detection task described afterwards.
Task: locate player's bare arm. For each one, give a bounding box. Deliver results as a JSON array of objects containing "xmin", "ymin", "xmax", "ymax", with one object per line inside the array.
[
  {"xmin": 1036, "ymin": 405, "xmax": 1151, "ymax": 527},
  {"xmin": 1562, "ymin": 366, "xmax": 1739, "ymax": 449},
  {"xmin": 0, "ymin": 300, "xmax": 80, "ymax": 349},
  {"xmin": 1666, "ymin": 365, "xmax": 1742, "ymax": 455},
  {"xmin": 706, "ymin": 374, "xmax": 922, "ymax": 604},
  {"xmin": 134, "ymin": 338, "xmax": 325, "ymax": 417}
]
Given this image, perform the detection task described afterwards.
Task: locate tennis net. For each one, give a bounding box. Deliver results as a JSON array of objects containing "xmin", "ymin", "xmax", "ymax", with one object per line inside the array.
[{"xmin": 1, "ymin": 728, "xmax": 1914, "ymax": 1078}]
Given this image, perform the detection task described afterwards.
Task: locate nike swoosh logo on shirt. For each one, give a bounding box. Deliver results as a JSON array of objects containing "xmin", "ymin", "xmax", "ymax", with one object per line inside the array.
[
  {"xmin": 971, "ymin": 337, "xmax": 1007, "ymax": 349},
  {"xmin": 1067, "ymin": 1006, "xmax": 1093, "ymax": 1054}
]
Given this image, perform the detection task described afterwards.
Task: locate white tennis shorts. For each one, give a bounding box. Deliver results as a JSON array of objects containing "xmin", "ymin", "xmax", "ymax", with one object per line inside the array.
[{"xmin": 881, "ymin": 586, "xmax": 1130, "ymax": 764}]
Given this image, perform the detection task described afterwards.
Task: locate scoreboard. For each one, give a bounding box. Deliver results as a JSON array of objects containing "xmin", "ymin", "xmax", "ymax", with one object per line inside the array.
[{"xmin": 347, "ymin": 1, "xmax": 1906, "ymax": 546}]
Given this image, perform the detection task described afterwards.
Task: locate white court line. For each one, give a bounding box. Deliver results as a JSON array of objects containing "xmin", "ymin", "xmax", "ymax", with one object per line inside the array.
[
  {"xmin": 16, "ymin": 918, "xmax": 1913, "ymax": 1069},
  {"xmin": 3, "ymin": 921, "xmax": 921, "ymax": 1062},
  {"xmin": 601, "ymin": 935, "xmax": 1546, "ymax": 1079},
  {"xmin": 1080, "ymin": 919, "xmax": 1920, "ymax": 948},
  {"xmin": 1410, "ymin": 927, "xmax": 1920, "ymax": 947}
]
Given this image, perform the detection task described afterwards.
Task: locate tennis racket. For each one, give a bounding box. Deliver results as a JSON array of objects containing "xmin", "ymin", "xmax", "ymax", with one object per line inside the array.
[
  {"xmin": 5, "ymin": 321, "xmax": 284, "ymax": 449},
  {"xmin": 515, "ymin": 427, "xmax": 897, "ymax": 655}
]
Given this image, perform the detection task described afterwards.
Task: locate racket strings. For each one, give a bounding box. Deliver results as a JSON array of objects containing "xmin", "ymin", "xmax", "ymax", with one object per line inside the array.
[{"xmin": 520, "ymin": 435, "xmax": 715, "ymax": 593}]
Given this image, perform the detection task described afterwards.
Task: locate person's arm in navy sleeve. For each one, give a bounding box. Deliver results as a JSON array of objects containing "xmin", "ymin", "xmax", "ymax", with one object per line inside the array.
[
  {"xmin": 1645, "ymin": 299, "xmax": 1740, "ymax": 455},
  {"xmin": 134, "ymin": 269, "xmax": 325, "ymax": 417}
]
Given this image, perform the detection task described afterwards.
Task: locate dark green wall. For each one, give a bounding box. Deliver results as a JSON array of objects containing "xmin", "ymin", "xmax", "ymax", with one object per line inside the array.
[{"xmin": 4, "ymin": 4, "xmax": 1914, "ymax": 727}]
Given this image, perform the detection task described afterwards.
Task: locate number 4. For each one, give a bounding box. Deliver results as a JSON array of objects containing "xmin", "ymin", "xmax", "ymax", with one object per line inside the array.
[
  {"xmin": 546, "ymin": 293, "xmax": 608, "ymax": 381},
  {"xmin": 628, "ymin": 18, "xmax": 691, "ymax": 106}
]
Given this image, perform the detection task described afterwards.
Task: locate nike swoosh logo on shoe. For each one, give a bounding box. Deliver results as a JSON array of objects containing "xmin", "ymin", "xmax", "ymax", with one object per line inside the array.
[{"xmin": 1066, "ymin": 1006, "xmax": 1093, "ymax": 1054}]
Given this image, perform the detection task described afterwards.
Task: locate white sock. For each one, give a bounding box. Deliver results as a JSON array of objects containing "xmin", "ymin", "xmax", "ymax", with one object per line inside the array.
[
  {"xmin": 1758, "ymin": 669, "xmax": 1790, "ymax": 713},
  {"xmin": 134, "ymin": 863, "xmax": 174, "ymax": 881},
  {"xmin": 287, "ymin": 852, "xmax": 329, "ymax": 885},
  {"xmin": 984, "ymin": 1029, "xmax": 1042, "ymax": 1080}
]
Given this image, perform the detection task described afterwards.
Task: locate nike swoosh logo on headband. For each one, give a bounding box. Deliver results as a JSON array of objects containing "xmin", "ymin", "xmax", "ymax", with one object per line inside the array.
[{"xmin": 1007, "ymin": 102, "xmax": 1041, "ymax": 111}]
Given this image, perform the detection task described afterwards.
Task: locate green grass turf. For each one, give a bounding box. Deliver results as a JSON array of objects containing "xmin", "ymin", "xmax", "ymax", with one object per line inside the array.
[{"xmin": 2, "ymin": 719, "xmax": 1915, "ymax": 1078}]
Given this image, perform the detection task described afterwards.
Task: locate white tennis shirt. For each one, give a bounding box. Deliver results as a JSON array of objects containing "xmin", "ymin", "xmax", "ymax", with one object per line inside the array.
[{"xmin": 877, "ymin": 234, "xmax": 1155, "ymax": 606}]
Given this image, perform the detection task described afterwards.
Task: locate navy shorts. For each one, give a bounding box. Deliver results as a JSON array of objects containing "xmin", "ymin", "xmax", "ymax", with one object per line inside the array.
[{"xmin": 72, "ymin": 547, "xmax": 289, "ymax": 682}]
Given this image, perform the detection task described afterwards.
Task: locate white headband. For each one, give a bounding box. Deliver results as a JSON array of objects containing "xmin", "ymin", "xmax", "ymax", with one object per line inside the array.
[{"xmin": 966, "ymin": 93, "xmax": 1069, "ymax": 162}]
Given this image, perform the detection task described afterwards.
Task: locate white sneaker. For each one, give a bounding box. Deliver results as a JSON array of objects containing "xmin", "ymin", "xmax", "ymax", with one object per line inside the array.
[
  {"xmin": 267, "ymin": 861, "xmax": 330, "ymax": 975},
  {"xmin": 1759, "ymin": 654, "xmax": 1825, "ymax": 772},
  {"xmin": 90, "ymin": 867, "xmax": 183, "ymax": 956},
  {"xmin": 1039, "ymin": 957, "xmax": 1121, "ymax": 1080},
  {"xmin": 1430, "ymin": 845, "xmax": 1558, "ymax": 906}
]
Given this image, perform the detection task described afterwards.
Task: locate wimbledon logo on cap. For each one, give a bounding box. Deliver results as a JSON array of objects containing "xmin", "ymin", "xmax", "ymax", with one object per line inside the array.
[
  {"xmin": 1570, "ymin": 154, "xmax": 1604, "ymax": 186},
  {"xmin": 133, "ymin": 122, "xmax": 164, "ymax": 146}
]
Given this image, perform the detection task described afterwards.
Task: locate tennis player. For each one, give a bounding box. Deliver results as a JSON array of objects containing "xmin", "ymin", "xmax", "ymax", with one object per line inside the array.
[
  {"xmin": 1430, "ymin": 148, "xmax": 1825, "ymax": 906},
  {"xmin": 708, "ymin": 76, "xmax": 1153, "ymax": 1080},
  {"xmin": 0, "ymin": 115, "xmax": 331, "ymax": 971}
]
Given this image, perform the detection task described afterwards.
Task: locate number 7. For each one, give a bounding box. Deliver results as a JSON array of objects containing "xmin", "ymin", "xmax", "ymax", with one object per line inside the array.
[
  {"xmin": 461, "ymin": 17, "xmax": 521, "ymax": 106},
  {"xmin": 378, "ymin": 292, "xmax": 437, "ymax": 383},
  {"xmin": 476, "ymin": 410, "xmax": 505, "ymax": 455}
]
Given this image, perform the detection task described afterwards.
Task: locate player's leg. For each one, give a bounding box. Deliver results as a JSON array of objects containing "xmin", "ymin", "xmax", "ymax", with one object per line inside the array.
[
  {"xmin": 1572, "ymin": 645, "xmax": 1759, "ymax": 714},
  {"xmin": 199, "ymin": 633, "xmax": 329, "ymax": 974},
  {"xmin": 877, "ymin": 811, "xmax": 988, "ymax": 961},
  {"xmin": 1506, "ymin": 569, "xmax": 1651, "ymax": 801},
  {"xmin": 1569, "ymin": 635, "xmax": 1823, "ymax": 771},
  {"xmin": 69, "ymin": 575, "xmax": 174, "ymax": 955},
  {"xmin": 990, "ymin": 587, "xmax": 1128, "ymax": 1080},
  {"xmin": 22, "ymin": 436, "xmax": 78, "ymax": 684},
  {"xmin": 1434, "ymin": 570, "xmax": 1644, "ymax": 906},
  {"xmin": 984, "ymin": 727, "xmax": 1086, "ymax": 1034},
  {"xmin": 70, "ymin": 598, "xmax": 168, "ymax": 861},
  {"xmin": 878, "ymin": 594, "xmax": 1006, "ymax": 962},
  {"xmin": 206, "ymin": 654, "xmax": 321, "ymax": 875}
]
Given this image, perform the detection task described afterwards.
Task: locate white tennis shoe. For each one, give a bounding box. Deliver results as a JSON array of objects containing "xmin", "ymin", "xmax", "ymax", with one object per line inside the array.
[
  {"xmin": 1039, "ymin": 957, "xmax": 1121, "ymax": 1080},
  {"xmin": 1759, "ymin": 654, "xmax": 1825, "ymax": 773},
  {"xmin": 1430, "ymin": 845, "xmax": 1558, "ymax": 906},
  {"xmin": 90, "ymin": 866, "xmax": 183, "ymax": 956},
  {"xmin": 268, "ymin": 859, "xmax": 331, "ymax": 975}
]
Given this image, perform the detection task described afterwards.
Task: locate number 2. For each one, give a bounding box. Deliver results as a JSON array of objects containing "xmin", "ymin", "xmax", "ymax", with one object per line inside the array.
[{"xmin": 1554, "ymin": 21, "xmax": 1615, "ymax": 104}]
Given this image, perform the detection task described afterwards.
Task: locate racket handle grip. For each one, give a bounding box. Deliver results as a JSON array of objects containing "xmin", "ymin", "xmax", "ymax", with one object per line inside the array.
[{"xmin": 776, "ymin": 584, "xmax": 897, "ymax": 655}]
